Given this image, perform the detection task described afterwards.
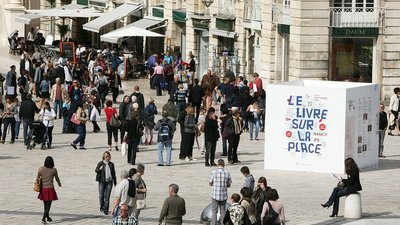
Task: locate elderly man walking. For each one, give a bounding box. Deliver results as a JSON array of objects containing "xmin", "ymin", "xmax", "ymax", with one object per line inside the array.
[
  {"xmin": 159, "ymin": 184, "xmax": 186, "ymax": 225},
  {"xmin": 209, "ymin": 159, "xmax": 232, "ymax": 225}
]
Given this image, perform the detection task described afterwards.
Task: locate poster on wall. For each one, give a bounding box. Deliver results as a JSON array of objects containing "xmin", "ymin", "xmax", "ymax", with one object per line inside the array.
[{"xmin": 265, "ymin": 80, "xmax": 379, "ymax": 174}]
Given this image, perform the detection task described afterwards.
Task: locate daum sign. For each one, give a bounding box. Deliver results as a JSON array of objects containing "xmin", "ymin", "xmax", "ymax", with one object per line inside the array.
[{"xmin": 332, "ymin": 28, "xmax": 379, "ymax": 37}]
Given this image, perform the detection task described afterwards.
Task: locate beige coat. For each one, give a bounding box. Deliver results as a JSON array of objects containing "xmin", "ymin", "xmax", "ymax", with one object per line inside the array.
[{"xmin": 50, "ymin": 84, "xmax": 68, "ymax": 102}]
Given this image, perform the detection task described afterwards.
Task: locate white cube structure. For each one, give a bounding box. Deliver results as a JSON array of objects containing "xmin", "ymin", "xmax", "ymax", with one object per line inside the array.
[{"xmin": 265, "ymin": 80, "xmax": 380, "ymax": 173}]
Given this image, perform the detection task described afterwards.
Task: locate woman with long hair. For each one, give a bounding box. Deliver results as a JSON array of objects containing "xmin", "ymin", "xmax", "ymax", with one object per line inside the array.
[
  {"xmin": 252, "ymin": 177, "xmax": 271, "ymax": 225},
  {"xmin": 37, "ymin": 156, "xmax": 61, "ymax": 224},
  {"xmin": 261, "ymin": 189, "xmax": 286, "ymax": 225},
  {"xmin": 38, "ymin": 101, "xmax": 56, "ymax": 149},
  {"xmin": 39, "ymin": 73, "xmax": 51, "ymax": 109},
  {"xmin": 321, "ymin": 158, "xmax": 362, "ymax": 217},
  {"xmin": 246, "ymin": 100, "xmax": 261, "ymax": 141},
  {"xmin": 95, "ymin": 151, "xmax": 117, "ymax": 215},
  {"xmin": 226, "ymin": 109, "xmax": 243, "ymax": 164}
]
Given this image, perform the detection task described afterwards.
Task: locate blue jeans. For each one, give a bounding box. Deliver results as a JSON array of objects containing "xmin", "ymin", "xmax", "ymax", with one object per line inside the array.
[
  {"xmin": 73, "ymin": 124, "xmax": 86, "ymax": 147},
  {"xmin": 53, "ymin": 100, "xmax": 63, "ymax": 118},
  {"xmin": 98, "ymin": 181, "xmax": 113, "ymax": 213},
  {"xmin": 249, "ymin": 118, "xmax": 260, "ymax": 139},
  {"xmin": 158, "ymin": 140, "xmax": 172, "ymax": 165},
  {"xmin": 23, "ymin": 118, "xmax": 33, "ymax": 145},
  {"xmin": 127, "ymin": 138, "xmax": 140, "ymax": 165},
  {"xmin": 211, "ymin": 198, "xmax": 226, "ymax": 225},
  {"xmin": 328, "ymin": 187, "xmax": 350, "ymax": 215},
  {"xmin": 15, "ymin": 120, "xmax": 21, "ymax": 138}
]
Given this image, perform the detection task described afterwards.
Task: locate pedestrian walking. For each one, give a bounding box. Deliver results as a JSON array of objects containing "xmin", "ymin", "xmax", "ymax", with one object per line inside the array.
[
  {"xmin": 209, "ymin": 159, "xmax": 232, "ymax": 225},
  {"xmin": 153, "ymin": 61, "xmax": 164, "ymax": 96},
  {"xmin": 204, "ymin": 107, "xmax": 219, "ymax": 167},
  {"xmin": 50, "ymin": 78, "xmax": 67, "ymax": 119},
  {"xmin": 261, "ymin": 189, "xmax": 286, "ymax": 225},
  {"xmin": 19, "ymin": 93, "xmax": 39, "ymax": 145},
  {"xmin": 132, "ymin": 164, "xmax": 147, "ymax": 218},
  {"xmin": 1, "ymin": 96, "xmax": 17, "ymax": 144},
  {"xmin": 184, "ymin": 106, "xmax": 197, "ymax": 161},
  {"xmin": 96, "ymin": 151, "xmax": 117, "ymax": 215},
  {"xmin": 112, "ymin": 204, "xmax": 138, "ymax": 225},
  {"xmin": 37, "ymin": 156, "xmax": 62, "ymax": 224},
  {"xmin": 379, "ymin": 103, "xmax": 388, "ymax": 158},
  {"xmin": 246, "ymin": 100, "xmax": 260, "ymax": 141},
  {"xmin": 125, "ymin": 103, "xmax": 142, "ymax": 165},
  {"xmin": 144, "ymin": 97, "xmax": 157, "ymax": 145},
  {"xmin": 225, "ymin": 109, "xmax": 244, "ymax": 164},
  {"xmin": 158, "ymin": 184, "xmax": 186, "ymax": 225},
  {"xmin": 154, "ymin": 111, "xmax": 176, "ymax": 166},
  {"xmin": 104, "ymin": 100, "xmax": 119, "ymax": 151},
  {"xmin": 38, "ymin": 102, "xmax": 56, "ymax": 149},
  {"xmin": 70, "ymin": 102, "xmax": 89, "ymax": 150}
]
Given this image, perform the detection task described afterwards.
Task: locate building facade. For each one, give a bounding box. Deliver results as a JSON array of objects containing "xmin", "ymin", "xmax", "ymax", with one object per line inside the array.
[{"xmin": 1, "ymin": 0, "xmax": 400, "ymax": 100}]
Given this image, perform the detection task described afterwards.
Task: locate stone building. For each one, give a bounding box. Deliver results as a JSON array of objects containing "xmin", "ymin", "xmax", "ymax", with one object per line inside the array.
[{"xmin": 1, "ymin": 0, "xmax": 400, "ymax": 99}]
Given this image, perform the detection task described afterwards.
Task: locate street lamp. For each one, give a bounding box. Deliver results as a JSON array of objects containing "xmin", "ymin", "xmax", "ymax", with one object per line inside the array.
[
  {"xmin": 202, "ymin": 0, "xmax": 214, "ymax": 8},
  {"xmin": 202, "ymin": 0, "xmax": 214, "ymax": 15}
]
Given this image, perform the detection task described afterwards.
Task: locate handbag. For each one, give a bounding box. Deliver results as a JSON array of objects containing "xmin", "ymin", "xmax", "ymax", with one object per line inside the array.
[
  {"xmin": 337, "ymin": 181, "xmax": 345, "ymax": 189},
  {"xmin": 70, "ymin": 113, "xmax": 81, "ymax": 125},
  {"xmin": 263, "ymin": 201, "xmax": 279, "ymax": 225},
  {"xmin": 136, "ymin": 199, "xmax": 146, "ymax": 210},
  {"xmin": 34, "ymin": 176, "xmax": 42, "ymax": 192},
  {"xmin": 121, "ymin": 139, "xmax": 128, "ymax": 158},
  {"xmin": 110, "ymin": 115, "xmax": 121, "ymax": 128}
]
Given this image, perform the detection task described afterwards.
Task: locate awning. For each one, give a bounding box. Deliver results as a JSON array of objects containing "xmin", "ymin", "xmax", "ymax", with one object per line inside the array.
[
  {"xmin": 209, "ymin": 28, "xmax": 237, "ymax": 38},
  {"xmin": 100, "ymin": 16, "xmax": 166, "ymax": 44},
  {"xmin": 16, "ymin": 3, "xmax": 102, "ymax": 24},
  {"xmin": 83, "ymin": 2, "xmax": 143, "ymax": 33}
]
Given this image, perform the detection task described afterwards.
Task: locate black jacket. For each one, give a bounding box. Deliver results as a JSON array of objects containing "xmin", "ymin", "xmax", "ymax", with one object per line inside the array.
[
  {"xmin": 205, "ymin": 116, "xmax": 220, "ymax": 142},
  {"xmin": 55, "ymin": 66, "xmax": 65, "ymax": 84},
  {"xmin": 188, "ymin": 84, "xmax": 205, "ymax": 105},
  {"xmin": 343, "ymin": 168, "xmax": 362, "ymax": 194},
  {"xmin": 19, "ymin": 99, "xmax": 39, "ymax": 120},
  {"xmin": 130, "ymin": 92, "xmax": 145, "ymax": 110},
  {"xmin": 95, "ymin": 161, "xmax": 117, "ymax": 185}
]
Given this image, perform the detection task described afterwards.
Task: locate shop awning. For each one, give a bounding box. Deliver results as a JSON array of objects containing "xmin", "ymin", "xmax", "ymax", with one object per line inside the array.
[
  {"xmin": 173, "ymin": 10, "xmax": 186, "ymax": 23},
  {"xmin": 83, "ymin": 2, "xmax": 143, "ymax": 33},
  {"xmin": 100, "ymin": 16, "xmax": 166, "ymax": 44},
  {"xmin": 16, "ymin": 3, "xmax": 102, "ymax": 24},
  {"xmin": 209, "ymin": 28, "xmax": 237, "ymax": 38}
]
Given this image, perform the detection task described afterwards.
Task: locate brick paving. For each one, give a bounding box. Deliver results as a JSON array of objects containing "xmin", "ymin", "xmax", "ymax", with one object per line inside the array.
[{"xmin": 0, "ymin": 49, "xmax": 399, "ymax": 225}]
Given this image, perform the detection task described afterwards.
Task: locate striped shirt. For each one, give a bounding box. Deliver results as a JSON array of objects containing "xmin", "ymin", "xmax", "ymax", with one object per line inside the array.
[{"xmin": 210, "ymin": 167, "xmax": 232, "ymax": 201}]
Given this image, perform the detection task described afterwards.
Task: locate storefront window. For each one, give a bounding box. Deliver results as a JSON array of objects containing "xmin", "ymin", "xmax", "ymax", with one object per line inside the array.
[
  {"xmin": 217, "ymin": 37, "xmax": 234, "ymax": 55},
  {"xmin": 331, "ymin": 38, "xmax": 373, "ymax": 82}
]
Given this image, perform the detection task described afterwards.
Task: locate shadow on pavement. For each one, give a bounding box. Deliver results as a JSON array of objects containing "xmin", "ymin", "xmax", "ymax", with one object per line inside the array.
[
  {"xmin": 376, "ymin": 159, "xmax": 400, "ymax": 171},
  {"xmin": 312, "ymin": 211, "xmax": 397, "ymax": 225},
  {"xmin": 0, "ymin": 156, "xmax": 21, "ymax": 160}
]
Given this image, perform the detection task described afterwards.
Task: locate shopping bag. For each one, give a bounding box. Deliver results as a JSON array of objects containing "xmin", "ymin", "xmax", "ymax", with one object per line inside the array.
[{"xmin": 121, "ymin": 140, "xmax": 128, "ymax": 158}]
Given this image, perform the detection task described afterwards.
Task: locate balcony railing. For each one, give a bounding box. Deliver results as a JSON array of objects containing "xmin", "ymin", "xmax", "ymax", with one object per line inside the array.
[
  {"xmin": 272, "ymin": 3, "xmax": 290, "ymax": 25},
  {"xmin": 244, "ymin": 1, "xmax": 262, "ymax": 21},
  {"xmin": 218, "ymin": 0, "xmax": 236, "ymax": 17},
  {"xmin": 330, "ymin": 7, "xmax": 385, "ymax": 27}
]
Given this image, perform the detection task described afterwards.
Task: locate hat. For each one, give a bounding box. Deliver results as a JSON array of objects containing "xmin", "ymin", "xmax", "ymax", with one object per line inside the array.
[{"xmin": 10, "ymin": 65, "xmax": 16, "ymax": 69}]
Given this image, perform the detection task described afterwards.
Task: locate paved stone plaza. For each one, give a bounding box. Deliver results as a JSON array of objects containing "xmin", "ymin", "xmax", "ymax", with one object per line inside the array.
[{"xmin": 0, "ymin": 50, "xmax": 399, "ymax": 225}]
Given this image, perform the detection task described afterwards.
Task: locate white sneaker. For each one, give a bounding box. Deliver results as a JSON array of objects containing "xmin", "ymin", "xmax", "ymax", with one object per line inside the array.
[
  {"xmin": 185, "ymin": 157, "xmax": 190, "ymax": 161},
  {"xmin": 191, "ymin": 158, "xmax": 198, "ymax": 161}
]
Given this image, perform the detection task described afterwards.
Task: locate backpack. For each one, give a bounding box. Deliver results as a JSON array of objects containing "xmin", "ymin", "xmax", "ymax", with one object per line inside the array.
[
  {"xmin": 263, "ymin": 201, "xmax": 279, "ymax": 225},
  {"xmin": 128, "ymin": 179, "xmax": 136, "ymax": 198},
  {"xmin": 158, "ymin": 119, "xmax": 171, "ymax": 142}
]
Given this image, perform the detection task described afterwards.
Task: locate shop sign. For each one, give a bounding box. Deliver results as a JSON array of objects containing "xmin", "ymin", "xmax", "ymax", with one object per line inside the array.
[{"xmin": 332, "ymin": 28, "xmax": 379, "ymax": 37}]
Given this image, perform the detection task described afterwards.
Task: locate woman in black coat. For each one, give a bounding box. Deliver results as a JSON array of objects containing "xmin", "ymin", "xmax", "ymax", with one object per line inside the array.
[
  {"xmin": 321, "ymin": 157, "xmax": 362, "ymax": 217},
  {"xmin": 204, "ymin": 107, "xmax": 219, "ymax": 166},
  {"xmin": 95, "ymin": 151, "xmax": 117, "ymax": 215}
]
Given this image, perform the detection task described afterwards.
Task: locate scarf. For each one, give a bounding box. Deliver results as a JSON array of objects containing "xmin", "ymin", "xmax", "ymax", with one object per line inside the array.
[
  {"xmin": 103, "ymin": 160, "xmax": 112, "ymax": 182},
  {"xmin": 233, "ymin": 117, "xmax": 242, "ymax": 134}
]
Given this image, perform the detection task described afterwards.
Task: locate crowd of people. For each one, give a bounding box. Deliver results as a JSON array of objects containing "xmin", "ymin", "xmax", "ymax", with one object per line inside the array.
[{"xmin": 0, "ymin": 42, "xmax": 275, "ymax": 225}]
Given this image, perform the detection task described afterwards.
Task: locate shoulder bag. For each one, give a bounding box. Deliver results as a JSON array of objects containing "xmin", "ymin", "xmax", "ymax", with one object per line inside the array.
[
  {"xmin": 70, "ymin": 113, "xmax": 81, "ymax": 125},
  {"xmin": 110, "ymin": 115, "xmax": 121, "ymax": 128},
  {"xmin": 263, "ymin": 201, "xmax": 279, "ymax": 225},
  {"xmin": 34, "ymin": 176, "xmax": 42, "ymax": 192}
]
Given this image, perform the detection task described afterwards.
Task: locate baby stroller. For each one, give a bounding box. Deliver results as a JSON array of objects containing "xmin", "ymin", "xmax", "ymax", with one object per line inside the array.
[{"xmin": 26, "ymin": 121, "xmax": 49, "ymax": 150}]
